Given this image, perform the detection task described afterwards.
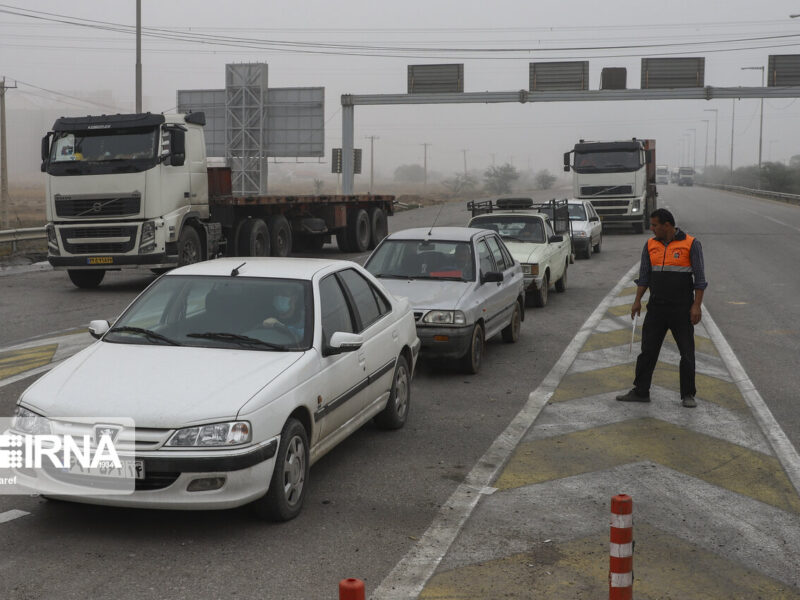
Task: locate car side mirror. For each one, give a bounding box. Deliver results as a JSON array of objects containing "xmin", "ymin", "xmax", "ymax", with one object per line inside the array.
[
  {"xmin": 323, "ymin": 331, "xmax": 364, "ymax": 356},
  {"xmin": 549, "ymin": 235, "xmax": 564, "ymax": 243},
  {"xmin": 481, "ymin": 271, "xmax": 503, "ymax": 284},
  {"xmin": 590, "ymin": 216, "xmax": 599, "ymax": 222},
  {"xmin": 88, "ymin": 319, "xmax": 110, "ymax": 340}
]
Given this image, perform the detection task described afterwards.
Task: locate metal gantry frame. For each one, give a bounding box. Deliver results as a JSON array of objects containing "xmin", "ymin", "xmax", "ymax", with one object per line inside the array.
[
  {"xmin": 226, "ymin": 64, "xmax": 269, "ymax": 195},
  {"xmin": 340, "ymin": 86, "xmax": 800, "ymax": 194}
]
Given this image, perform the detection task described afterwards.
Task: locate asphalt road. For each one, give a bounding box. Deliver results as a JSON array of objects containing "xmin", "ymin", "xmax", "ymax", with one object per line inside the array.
[{"xmin": 0, "ymin": 185, "xmax": 797, "ymax": 599}]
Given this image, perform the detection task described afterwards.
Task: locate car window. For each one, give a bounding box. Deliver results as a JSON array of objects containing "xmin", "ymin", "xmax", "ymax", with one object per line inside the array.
[
  {"xmin": 477, "ymin": 239, "xmax": 495, "ymax": 275},
  {"xmin": 365, "ymin": 239, "xmax": 475, "ymax": 281},
  {"xmin": 568, "ymin": 203, "xmax": 587, "ymax": 221},
  {"xmin": 498, "ymin": 238, "xmax": 515, "ymax": 267},
  {"xmin": 319, "ymin": 274, "xmax": 355, "ymax": 346},
  {"xmin": 485, "ymin": 236, "xmax": 507, "ymax": 271},
  {"xmin": 470, "ymin": 215, "xmax": 545, "ymax": 244},
  {"xmin": 544, "ymin": 219, "xmax": 555, "ymax": 239},
  {"xmin": 337, "ymin": 268, "xmax": 387, "ymax": 330}
]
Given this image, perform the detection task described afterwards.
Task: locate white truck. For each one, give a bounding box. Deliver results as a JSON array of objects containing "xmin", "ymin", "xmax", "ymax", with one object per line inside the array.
[
  {"xmin": 41, "ymin": 112, "xmax": 394, "ymax": 288},
  {"xmin": 678, "ymin": 166, "xmax": 695, "ymax": 186},
  {"xmin": 656, "ymin": 165, "xmax": 670, "ymax": 184},
  {"xmin": 563, "ymin": 138, "xmax": 657, "ymax": 234}
]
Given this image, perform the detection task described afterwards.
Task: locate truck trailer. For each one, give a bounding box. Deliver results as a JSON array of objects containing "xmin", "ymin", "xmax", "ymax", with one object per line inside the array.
[
  {"xmin": 41, "ymin": 112, "xmax": 394, "ymax": 288},
  {"xmin": 563, "ymin": 138, "xmax": 657, "ymax": 234}
]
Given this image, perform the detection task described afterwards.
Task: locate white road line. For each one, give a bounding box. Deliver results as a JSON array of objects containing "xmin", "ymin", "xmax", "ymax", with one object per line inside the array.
[
  {"xmin": 0, "ymin": 510, "xmax": 30, "ymax": 524},
  {"xmin": 371, "ymin": 262, "xmax": 641, "ymax": 599},
  {"xmin": 703, "ymin": 310, "xmax": 800, "ymax": 494}
]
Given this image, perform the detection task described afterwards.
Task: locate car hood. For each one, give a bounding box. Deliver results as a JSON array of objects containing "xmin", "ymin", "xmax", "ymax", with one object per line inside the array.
[
  {"xmin": 503, "ymin": 241, "xmax": 548, "ymax": 265},
  {"xmin": 376, "ymin": 278, "xmax": 471, "ymax": 310},
  {"xmin": 19, "ymin": 341, "xmax": 304, "ymax": 428}
]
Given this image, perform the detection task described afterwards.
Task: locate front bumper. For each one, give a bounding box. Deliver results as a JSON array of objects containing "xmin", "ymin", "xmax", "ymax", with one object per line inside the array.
[
  {"xmin": 417, "ymin": 324, "xmax": 474, "ymax": 359},
  {"xmin": 49, "ymin": 253, "xmax": 176, "ymax": 269},
  {"xmin": 524, "ymin": 275, "xmax": 544, "ymax": 291}
]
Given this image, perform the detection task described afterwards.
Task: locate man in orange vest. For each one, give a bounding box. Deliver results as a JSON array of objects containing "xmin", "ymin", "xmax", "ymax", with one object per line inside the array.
[{"xmin": 616, "ymin": 208, "xmax": 707, "ymax": 408}]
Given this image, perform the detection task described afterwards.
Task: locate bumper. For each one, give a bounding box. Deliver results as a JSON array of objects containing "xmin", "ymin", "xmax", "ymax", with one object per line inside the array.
[
  {"xmin": 524, "ymin": 275, "xmax": 544, "ymax": 291},
  {"xmin": 13, "ymin": 439, "xmax": 278, "ymax": 510},
  {"xmin": 49, "ymin": 253, "xmax": 176, "ymax": 269},
  {"xmin": 417, "ymin": 324, "xmax": 473, "ymax": 359}
]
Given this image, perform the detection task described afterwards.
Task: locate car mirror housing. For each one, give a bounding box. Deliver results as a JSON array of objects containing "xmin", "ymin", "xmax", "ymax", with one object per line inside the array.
[
  {"xmin": 481, "ymin": 271, "xmax": 503, "ymax": 284},
  {"xmin": 88, "ymin": 319, "xmax": 110, "ymax": 339},
  {"xmin": 323, "ymin": 331, "xmax": 364, "ymax": 356},
  {"xmin": 549, "ymin": 235, "xmax": 564, "ymax": 243}
]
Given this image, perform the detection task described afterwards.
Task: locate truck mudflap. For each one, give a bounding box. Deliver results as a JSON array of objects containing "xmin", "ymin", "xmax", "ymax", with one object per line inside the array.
[{"xmin": 48, "ymin": 253, "xmax": 174, "ymax": 269}]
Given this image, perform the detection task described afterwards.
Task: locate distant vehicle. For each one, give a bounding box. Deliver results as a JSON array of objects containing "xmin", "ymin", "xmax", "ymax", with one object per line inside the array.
[
  {"xmin": 466, "ymin": 198, "xmax": 571, "ymax": 308},
  {"xmin": 656, "ymin": 165, "xmax": 670, "ymax": 184},
  {"xmin": 670, "ymin": 169, "xmax": 680, "ymax": 184},
  {"xmin": 10, "ymin": 257, "xmax": 419, "ymax": 520},
  {"xmin": 563, "ymin": 138, "xmax": 657, "ymax": 234},
  {"xmin": 364, "ymin": 226, "xmax": 525, "ymax": 374},
  {"xmin": 678, "ymin": 167, "xmax": 696, "ymax": 186},
  {"xmin": 567, "ymin": 199, "xmax": 603, "ymax": 260}
]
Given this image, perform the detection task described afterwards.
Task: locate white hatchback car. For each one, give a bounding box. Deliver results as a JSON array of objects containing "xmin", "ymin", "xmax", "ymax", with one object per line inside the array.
[
  {"xmin": 10, "ymin": 257, "xmax": 419, "ymax": 520},
  {"xmin": 567, "ymin": 199, "xmax": 603, "ymax": 259}
]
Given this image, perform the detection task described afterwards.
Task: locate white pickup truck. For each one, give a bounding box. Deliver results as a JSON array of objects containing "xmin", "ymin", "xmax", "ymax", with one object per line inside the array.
[{"xmin": 467, "ymin": 198, "xmax": 572, "ymax": 307}]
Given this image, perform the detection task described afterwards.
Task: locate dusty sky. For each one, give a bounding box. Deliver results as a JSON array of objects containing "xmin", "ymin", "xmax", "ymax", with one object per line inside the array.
[{"xmin": 3, "ymin": 0, "xmax": 800, "ymax": 182}]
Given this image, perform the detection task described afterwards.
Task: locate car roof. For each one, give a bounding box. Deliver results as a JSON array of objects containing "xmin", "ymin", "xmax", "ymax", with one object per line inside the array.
[
  {"xmin": 166, "ymin": 257, "xmax": 354, "ymax": 280},
  {"xmin": 385, "ymin": 227, "xmax": 486, "ymax": 242}
]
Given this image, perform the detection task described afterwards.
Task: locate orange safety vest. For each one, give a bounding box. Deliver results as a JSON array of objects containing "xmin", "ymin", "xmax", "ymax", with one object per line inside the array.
[{"xmin": 646, "ymin": 233, "xmax": 695, "ymax": 304}]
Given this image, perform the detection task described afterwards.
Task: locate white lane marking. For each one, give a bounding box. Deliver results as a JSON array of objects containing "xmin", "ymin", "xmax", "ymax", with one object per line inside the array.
[
  {"xmin": 741, "ymin": 207, "xmax": 800, "ymax": 233},
  {"xmin": 0, "ymin": 510, "xmax": 30, "ymax": 524},
  {"xmin": 372, "ymin": 262, "xmax": 641, "ymax": 599},
  {"xmin": 703, "ymin": 310, "xmax": 800, "ymax": 494}
]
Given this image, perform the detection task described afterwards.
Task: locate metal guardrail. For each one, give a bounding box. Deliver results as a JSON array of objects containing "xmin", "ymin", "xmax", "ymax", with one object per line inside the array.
[
  {"xmin": 699, "ymin": 183, "xmax": 800, "ymax": 206},
  {"xmin": 0, "ymin": 226, "xmax": 47, "ymax": 252}
]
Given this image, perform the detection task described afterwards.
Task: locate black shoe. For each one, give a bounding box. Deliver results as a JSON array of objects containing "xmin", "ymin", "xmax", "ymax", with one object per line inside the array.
[{"xmin": 616, "ymin": 389, "xmax": 650, "ymax": 403}]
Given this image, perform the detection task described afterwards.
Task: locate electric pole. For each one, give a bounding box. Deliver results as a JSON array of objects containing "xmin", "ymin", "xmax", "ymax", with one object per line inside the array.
[
  {"xmin": 461, "ymin": 149, "xmax": 468, "ymax": 177},
  {"xmin": 365, "ymin": 135, "xmax": 379, "ymax": 193},
  {"xmin": 741, "ymin": 66, "xmax": 765, "ymax": 172},
  {"xmin": 702, "ymin": 119, "xmax": 710, "ymax": 171},
  {"xmin": 1, "ymin": 77, "xmax": 17, "ymax": 230},
  {"xmin": 421, "ymin": 142, "xmax": 431, "ymax": 189},
  {"xmin": 136, "ymin": 0, "xmax": 142, "ymax": 112},
  {"xmin": 703, "ymin": 108, "xmax": 719, "ymax": 168},
  {"xmin": 730, "ymin": 99, "xmax": 736, "ymax": 175}
]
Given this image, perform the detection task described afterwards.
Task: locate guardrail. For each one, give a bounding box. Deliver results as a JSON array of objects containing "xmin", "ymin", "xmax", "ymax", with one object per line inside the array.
[
  {"xmin": 0, "ymin": 226, "xmax": 47, "ymax": 253},
  {"xmin": 698, "ymin": 183, "xmax": 800, "ymax": 206}
]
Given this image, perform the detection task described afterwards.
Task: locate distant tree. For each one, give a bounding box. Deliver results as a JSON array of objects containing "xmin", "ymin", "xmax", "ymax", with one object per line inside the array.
[
  {"xmin": 533, "ymin": 169, "xmax": 556, "ymax": 190},
  {"xmin": 442, "ymin": 173, "xmax": 479, "ymax": 195},
  {"xmin": 483, "ymin": 163, "xmax": 519, "ymax": 194},
  {"xmin": 394, "ymin": 164, "xmax": 426, "ymax": 183}
]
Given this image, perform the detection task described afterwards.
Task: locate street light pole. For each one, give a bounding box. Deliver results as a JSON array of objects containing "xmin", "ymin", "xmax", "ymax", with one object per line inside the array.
[
  {"xmin": 136, "ymin": 0, "xmax": 142, "ymax": 112},
  {"xmin": 741, "ymin": 66, "xmax": 765, "ymax": 174},
  {"xmin": 701, "ymin": 120, "xmax": 710, "ymax": 171},
  {"xmin": 703, "ymin": 108, "xmax": 718, "ymax": 168},
  {"xmin": 365, "ymin": 135, "xmax": 379, "ymax": 193},
  {"xmin": 730, "ymin": 99, "xmax": 736, "ymax": 174},
  {"xmin": 685, "ymin": 128, "xmax": 697, "ymax": 170}
]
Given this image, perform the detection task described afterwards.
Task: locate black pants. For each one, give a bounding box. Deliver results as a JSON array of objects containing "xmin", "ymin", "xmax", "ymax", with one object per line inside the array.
[{"xmin": 633, "ymin": 302, "xmax": 696, "ymax": 398}]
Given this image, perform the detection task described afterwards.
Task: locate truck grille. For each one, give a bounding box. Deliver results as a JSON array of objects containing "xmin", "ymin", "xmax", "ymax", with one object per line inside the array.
[
  {"xmin": 60, "ymin": 226, "xmax": 138, "ymax": 254},
  {"xmin": 591, "ymin": 199, "xmax": 631, "ymax": 207},
  {"xmin": 581, "ymin": 185, "xmax": 632, "ymax": 196},
  {"xmin": 596, "ymin": 208, "xmax": 628, "ymax": 215},
  {"xmin": 55, "ymin": 194, "xmax": 141, "ymax": 218}
]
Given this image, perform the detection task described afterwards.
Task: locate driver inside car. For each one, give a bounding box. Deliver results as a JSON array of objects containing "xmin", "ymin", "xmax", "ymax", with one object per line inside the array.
[{"xmin": 262, "ymin": 289, "xmax": 305, "ymax": 339}]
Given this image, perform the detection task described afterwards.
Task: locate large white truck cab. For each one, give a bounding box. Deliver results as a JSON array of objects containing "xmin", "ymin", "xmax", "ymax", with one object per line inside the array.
[{"xmin": 563, "ymin": 138, "xmax": 657, "ymax": 234}]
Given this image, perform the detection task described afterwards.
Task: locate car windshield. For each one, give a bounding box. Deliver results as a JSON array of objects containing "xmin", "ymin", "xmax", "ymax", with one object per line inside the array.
[
  {"xmin": 366, "ymin": 240, "xmax": 475, "ymax": 281},
  {"xmin": 568, "ymin": 204, "xmax": 587, "ymax": 221},
  {"xmin": 470, "ymin": 216, "xmax": 545, "ymax": 244},
  {"xmin": 104, "ymin": 275, "xmax": 313, "ymax": 351}
]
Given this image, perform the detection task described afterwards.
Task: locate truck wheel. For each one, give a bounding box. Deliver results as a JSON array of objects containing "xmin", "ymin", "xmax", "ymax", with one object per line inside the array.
[
  {"xmin": 237, "ymin": 218, "xmax": 270, "ymax": 257},
  {"xmin": 368, "ymin": 207, "xmax": 388, "ymax": 249},
  {"xmin": 335, "ymin": 229, "xmax": 353, "ymax": 252},
  {"xmin": 268, "ymin": 215, "xmax": 292, "ymax": 257},
  {"xmin": 177, "ymin": 226, "xmax": 202, "ymax": 266},
  {"xmin": 347, "ymin": 208, "xmax": 371, "ymax": 252},
  {"xmin": 67, "ymin": 270, "xmax": 105, "ymax": 289},
  {"xmin": 555, "ymin": 262, "xmax": 568, "ymax": 293}
]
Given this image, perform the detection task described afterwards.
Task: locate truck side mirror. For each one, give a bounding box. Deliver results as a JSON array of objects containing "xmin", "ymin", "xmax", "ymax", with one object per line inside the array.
[
  {"xmin": 563, "ymin": 152, "xmax": 571, "ymax": 172},
  {"xmin": 41, "ymin": 134, "xmax": 51, "ymax": 171},
  {"xmin": 169, "ymin": 129, "xmax": 186, "ymax": 167}
]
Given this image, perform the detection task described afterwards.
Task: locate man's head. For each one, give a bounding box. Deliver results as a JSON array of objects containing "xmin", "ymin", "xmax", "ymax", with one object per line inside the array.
[
  {"xmin": 649, "ymin": 208, "xmax": 676, "ymax": 242},
  {"xmin": 273, "ymin": 287, "xmax": 301, "ymax": 318}
]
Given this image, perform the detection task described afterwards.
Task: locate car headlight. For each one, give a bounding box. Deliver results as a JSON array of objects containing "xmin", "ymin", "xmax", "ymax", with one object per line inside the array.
[
  {"xmin": 12, "ymin": 406, "xmax": 53, "ymax": 435},
  {"xmin": 422, "ymin": 310, "xmax": 466, "ymax": 325},
  {"xmin": 139, "ymin": 220, "xmax": 156, "ymax": 254},
  {"xmin": 166, "ymin": 421, "xmax": 252, "ymax": 447},
  {"xmin": 521, "ymin": 263, "xmax": 539, "ymax": 276}
]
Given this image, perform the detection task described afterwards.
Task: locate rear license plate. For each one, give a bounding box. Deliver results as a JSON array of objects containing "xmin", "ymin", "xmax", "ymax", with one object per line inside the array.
[
  {"xmin": 87, "ymin": 257, "xmax": 114, "ymax": 265},
  {"xmin": 68, "ymin": 459, "xmax": 144, "ymax": 479}
]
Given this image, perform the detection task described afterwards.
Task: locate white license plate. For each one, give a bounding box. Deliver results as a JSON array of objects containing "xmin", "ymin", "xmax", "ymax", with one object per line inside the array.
[{"xmin": 68, "ymin": 459, "xmax": 144, "ymax": 480}]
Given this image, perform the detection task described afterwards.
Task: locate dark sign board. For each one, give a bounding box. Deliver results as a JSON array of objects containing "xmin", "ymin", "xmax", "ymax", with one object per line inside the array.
[
  {"xmin": 529, "ymin": 62, "xmax": 589, "ymax": 91},
  {"xmin": 641, "ymin": 57, "xmax": 705, "ymax": 88},
  {"xmin": 331, "ymin": 148, "xmax": 362, "ymax": 174},
  {"xmin": 408, "ymin": 64, "xmax": 464, "ymax": 94},
  {"xmin": 768, "ymin": 55, "xmax": 800, "ymax": 87}
]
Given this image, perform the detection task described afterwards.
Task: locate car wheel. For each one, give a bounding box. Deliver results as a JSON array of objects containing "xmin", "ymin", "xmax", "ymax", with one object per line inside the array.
[
  {"xmin": 555, "ymin": 262, "xmax": 567, "ymax": 293},
  {"xmin": 583, "ymin": 242, "xmax": 592, "ymax": 259},
  {"xmin": 460, "ymin": 323, "xmax": 484, "ymax": 374},
  {"xmin": 531, "ymin": 274, "xmax": 548, "ymax": 307},
  {"xmin": 67, "ymin": 270, "xmax": 105, "ymax": 289},
  {"xmin": 374, "ymin": 355, "xmax": 410, "ymax": 430},
  {"xmin": 252, "ymin": 418, "xmax": 309, "ymax": 522},
  {"xmin": 177, "ymin": 226, "xmax": 202, "ymax": 266},
  {"xmin": 501, "ymin": 301, "xmax": 521, "ymax": 343},
  {"xmin": 593, "ymin": 234, "xmax": 602, "ymax": 253}
]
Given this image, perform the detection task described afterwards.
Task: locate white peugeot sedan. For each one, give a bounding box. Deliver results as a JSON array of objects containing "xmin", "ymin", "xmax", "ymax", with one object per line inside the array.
[{"xmin": 11, "ymin": 257, "xmax": 419, "ymax": 520}]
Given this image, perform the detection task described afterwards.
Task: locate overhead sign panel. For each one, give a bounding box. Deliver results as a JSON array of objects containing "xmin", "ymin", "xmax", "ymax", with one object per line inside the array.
[
  {"xmin": 529, "ymin": 61, "xmax": 589, "ymax": 92},
  {"xmin": 331, "ymin": 148, "xmax": 362, "ymax": 174},
  {"xmin": 641, "ymin": 57, "xmax": 705, "ymax": 88},
  {"xmin": 768, "ymin": 55, "xmax": 800, "ymax": 86},
  {"xmin": 266, "ymin": 87, "xmax": 324, "ymax": 157},
  {"xmin": 408, "ymin": 64, "xmax": 464, "ymax": 94},
  {"xmin": 176, "ymin": 89, "xmax": 225, "ymax": 157},
  {"xmin": 601, "ymin": 68, "xmax": 627, "ymax": 90}
]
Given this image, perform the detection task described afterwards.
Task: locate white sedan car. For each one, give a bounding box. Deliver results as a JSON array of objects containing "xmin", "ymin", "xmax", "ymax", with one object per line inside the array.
[
  {"xmin": 11, "ymin": 257, "xmax": 419, "ymax": 520},
  {"xmin": 567, "ymin": 199, "xmax": 603, "ymax": 259}
]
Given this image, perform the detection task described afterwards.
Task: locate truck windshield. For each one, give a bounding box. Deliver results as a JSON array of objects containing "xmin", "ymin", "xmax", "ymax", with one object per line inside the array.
[
  {"xmin": 679, "ymin": 168, "xmax": 695, "ymax": 175},
  {"xmin": 573, "ymin": 150, "xmax": 641, "ymax": 173},
  {"xmin": 51, "ymin": 127, "xmax": 158, "ymax": 163}
]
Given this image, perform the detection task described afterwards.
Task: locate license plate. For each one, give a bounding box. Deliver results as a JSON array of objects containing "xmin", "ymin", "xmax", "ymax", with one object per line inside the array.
[
  {"xmin": 87, "ymin": 257, "xmax": 114, "ymax": 265},
  {"xmin": 68, "ymin": 459, "xmax": 144, "ymax": 480}
]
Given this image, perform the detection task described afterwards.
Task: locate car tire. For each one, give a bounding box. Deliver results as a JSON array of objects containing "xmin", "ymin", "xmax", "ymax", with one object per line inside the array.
[
  {"xmin": 67, "ymin": 269, "xmax": 105, "ymax": 288},
  {"xmin": 530, "ymin": 274, "xmax": 548, "ymax": 307},
  {"xmin": 177, "ymin": 226, "xmax": 202, "ymax": 266},
  {"xmin": 374, "ymin": 355, "xmax": 411, "ymax": 430},
  {"xmin": 583, "ymin": 242, "xmax": 592, "ymax": 259},
  {"xmin": 252, "ymin": 418, "xmax": 309, "ymax": 522},
  {"xmin": 501, "ymin": 301, "xmax": 521, "ymax": 343},
  {"xmin": 555, "ymin": 262, "xmax": 567, "ymax": 293},
  {"xmin": 237, "ymin": 218, "xmax": 270, "ymax": 257},
  {"xmin": 461, "ymin": 323, "xmax": 484, "ymax": 374},
  {"xmin": 268, "ymin": 215, "xmax": 293, "ymax": 257},
  {"xmin": 593, "ymin": 235, "xmax": 602, "ymax": 253}
]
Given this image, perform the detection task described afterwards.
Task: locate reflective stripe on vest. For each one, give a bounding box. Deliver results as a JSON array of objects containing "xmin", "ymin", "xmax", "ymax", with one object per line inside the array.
[{"xmin": 648, "ymin": 234, "xmax": 694, "ymax": 273}]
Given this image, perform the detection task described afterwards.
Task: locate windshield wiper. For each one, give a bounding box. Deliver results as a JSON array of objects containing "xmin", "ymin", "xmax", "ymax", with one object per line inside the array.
[
  {"xmin": 107, "ymin": 326, "xmax": 180, "ymax": 346},
  {"xmin": 186, "ymin": 332, "xmax": 288, "ymax": 350}
]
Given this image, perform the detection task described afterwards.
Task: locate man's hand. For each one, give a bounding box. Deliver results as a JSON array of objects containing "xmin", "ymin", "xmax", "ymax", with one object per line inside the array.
[
  {"xmin": 631, "ymin": 299, "xmax": 642, "ymax": 320},
  {"xmin": 690, "ymin": 304, "xmax": 702, "ymax": 325}
]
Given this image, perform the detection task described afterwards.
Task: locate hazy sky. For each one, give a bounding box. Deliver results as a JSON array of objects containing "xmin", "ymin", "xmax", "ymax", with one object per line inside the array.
[{"xmin": 3, "ymin": 0, "xmax": 800, "ymax": 181}]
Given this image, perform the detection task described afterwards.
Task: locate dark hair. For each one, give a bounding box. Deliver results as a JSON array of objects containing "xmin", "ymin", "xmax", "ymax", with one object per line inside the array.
[{"xmin": 650, "ymin": 208, "xmax": 675, "ymax": 226}]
